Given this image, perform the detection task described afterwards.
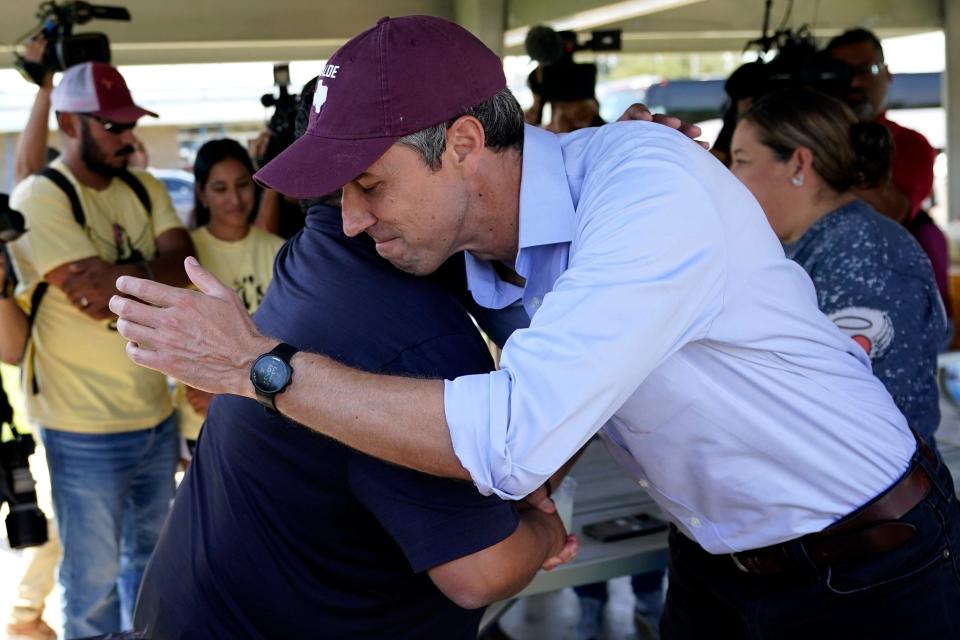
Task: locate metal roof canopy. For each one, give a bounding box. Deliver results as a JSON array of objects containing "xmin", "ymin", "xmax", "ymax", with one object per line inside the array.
[
  {"xmin": 0, "ymin": 0, "xmax": 955, "ymax": 219},
  {"xmin": 0, "ymin": 0, "xmax": 943, "ymax": 65}
]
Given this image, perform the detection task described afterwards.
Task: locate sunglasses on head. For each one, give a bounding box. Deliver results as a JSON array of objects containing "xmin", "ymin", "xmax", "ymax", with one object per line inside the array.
[{"xmin": 80, "ymin": 113, "xmax": 137, "ymax": 134}]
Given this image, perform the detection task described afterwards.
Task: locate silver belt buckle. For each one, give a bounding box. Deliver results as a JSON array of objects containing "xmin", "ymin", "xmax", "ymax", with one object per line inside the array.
[{"xmin": 731, "ymin": 553, "xmax": 751, "ymax": 573}]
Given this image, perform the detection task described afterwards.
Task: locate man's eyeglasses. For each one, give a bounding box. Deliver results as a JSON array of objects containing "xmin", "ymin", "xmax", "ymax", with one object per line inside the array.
[
  {"xmin": 849, "ymin": 63, "xmax": 887, "ymax": 78},
  {"xmin": 80, "ymin": 114, "xmax": 136, "ymax": 134}
]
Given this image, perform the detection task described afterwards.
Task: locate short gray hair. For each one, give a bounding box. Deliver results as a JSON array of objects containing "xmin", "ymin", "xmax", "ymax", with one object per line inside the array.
[{"xmin": 397, "ymin": 87, "xmax": 524, "ymax": 170}]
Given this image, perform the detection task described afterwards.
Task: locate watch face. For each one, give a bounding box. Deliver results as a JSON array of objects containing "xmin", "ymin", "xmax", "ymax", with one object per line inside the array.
[{"xmin": 252, "ymin": 354, "xmax": 291, "ymax": 394}]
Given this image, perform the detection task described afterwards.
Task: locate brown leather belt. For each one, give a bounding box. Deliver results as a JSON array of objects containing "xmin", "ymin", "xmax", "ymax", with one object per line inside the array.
[{"xmin": 730, "ymin": 440, "xmax": 936, "ymax": 576}]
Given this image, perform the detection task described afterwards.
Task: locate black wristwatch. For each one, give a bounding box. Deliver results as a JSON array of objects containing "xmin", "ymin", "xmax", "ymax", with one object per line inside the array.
[{"xmin": 250, "ymin": 342, "xmax": 298, "ymax": 413}]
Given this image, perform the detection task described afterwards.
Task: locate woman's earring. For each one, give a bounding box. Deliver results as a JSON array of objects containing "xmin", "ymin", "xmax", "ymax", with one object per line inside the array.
[{"xmin": 791, "ymin": 174, "xmax": 804, "ymax": 187}]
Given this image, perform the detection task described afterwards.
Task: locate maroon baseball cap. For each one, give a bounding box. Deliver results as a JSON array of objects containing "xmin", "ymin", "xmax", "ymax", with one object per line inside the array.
[
  {"xmin": 254, "ymin": 15, "xmax": 506, "ymax": 199},
  {"xmin": 52, "ymin": 61, "xmax": 158, "ymax": 123}
]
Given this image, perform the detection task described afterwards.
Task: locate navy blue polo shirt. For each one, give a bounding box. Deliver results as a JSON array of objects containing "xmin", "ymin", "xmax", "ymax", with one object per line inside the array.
[{"xmin": 134, "ymin": 205, "xmax": 519, "ymax": 639}]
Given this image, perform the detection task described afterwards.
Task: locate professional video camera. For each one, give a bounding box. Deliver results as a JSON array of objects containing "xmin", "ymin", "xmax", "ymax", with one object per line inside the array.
[
  {"xmin": 748, "ymin": 28, "xmax": 851, "ymax": 99},
  {"xmin": 524, "ymin": 25, "xmax": 621, "ymax": 103},
  {"xmin": 0, "ymin": 195, "xmax": 27, "ymax": 247},
  {"xmin": 13, "ymin": 1, "xmax": 131, "ymax": 85},
  {"xmin": 1, "ymin": 194, "xmax": 26, "ymax": 302},
  {"xmin": 259, "ymin": 63, "xmax": 301, "ymax": 168},
  {"xmin": 742, "ymin": 0, "xmax": 851, "ymax": 99},
  {"xmin": 524, "ymin": 25, "xmax": 621, "ymax": 67},
  {"xmin": 0, "ymin": 375, "xmax": 48, "ymax": 550}
]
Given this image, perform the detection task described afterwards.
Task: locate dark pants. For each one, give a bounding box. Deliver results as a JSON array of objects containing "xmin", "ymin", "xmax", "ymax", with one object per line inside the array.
[{"xmin": 661, "ymin": 449, "xmax": 960, "ymax": 639}]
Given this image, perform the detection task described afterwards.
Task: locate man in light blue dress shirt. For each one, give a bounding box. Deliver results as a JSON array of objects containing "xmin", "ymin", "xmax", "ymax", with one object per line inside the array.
[{"xmin": 110, "ymin": 16, "xmax": 960, "ymax": 638}]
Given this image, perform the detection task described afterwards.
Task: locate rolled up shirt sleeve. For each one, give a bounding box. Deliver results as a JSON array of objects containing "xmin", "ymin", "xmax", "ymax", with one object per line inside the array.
[
  {"xmin": 445, "ymin": 134, "xmax": 728, "ymax": 499},
  {"xmin": 445, "ymin": 369, "xmax": 518, "ymax": 498}
]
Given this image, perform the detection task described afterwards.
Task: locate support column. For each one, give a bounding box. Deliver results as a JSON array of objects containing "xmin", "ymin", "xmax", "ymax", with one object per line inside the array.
[
  {"xmin": 455, "ymin": 0, "xmax": 507, "ymax": 58},
  {"xmin": 946, "ymin": 0, "xmax": 960, "ymax": 221},
  {"xmin": 3, "ymin": 134, "xmax": 14, "ymax": 192}
]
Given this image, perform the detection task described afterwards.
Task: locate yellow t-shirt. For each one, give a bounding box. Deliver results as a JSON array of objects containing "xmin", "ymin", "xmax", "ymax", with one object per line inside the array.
[
  {"xmin": 176, "ymin": 225, "xmax": 284, "ymax": 439},
  {"xmin": 8, "ymin": 159, "xmax": 184, "ymax": 433}
]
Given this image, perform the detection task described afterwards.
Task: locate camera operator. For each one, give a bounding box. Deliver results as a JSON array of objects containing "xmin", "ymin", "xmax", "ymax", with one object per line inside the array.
[
  {"xmin": 246, "ymin": 66, "xmax": 306, "ymax": 239},
  {"xmin": 826, "ymin": 29, "xmax": 935, "ymax": 225},
  {"xmin": 826, "ymin": 28, "xmax": 951, "ymax": 345},
  {"xmin": 541, "ymin": 62, "xmax": 605, "ymax": 134},
  {"xmin": 14, "ymin": 35, "xmax": 55, "ymax": 185},
  {"xmin": 1, "ymin": 247, "xmax": 58, "ymax": 640},
  {"xmin": 247, "ymin": 131, "xmax": 305, "ymax": 239},
  {"xmin": 6, "ymin": 61, "xmax": 193, "ymax": 639}
]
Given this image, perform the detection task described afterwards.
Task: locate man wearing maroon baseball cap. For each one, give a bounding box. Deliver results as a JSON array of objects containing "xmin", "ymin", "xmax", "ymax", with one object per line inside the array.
[
  {"xmin": 115, "ymin": 15, "xmax": 960, "ymax": 638},
  {"xmin": 8, "ymin": 60, "xmax": 193, "ymax": 638}
]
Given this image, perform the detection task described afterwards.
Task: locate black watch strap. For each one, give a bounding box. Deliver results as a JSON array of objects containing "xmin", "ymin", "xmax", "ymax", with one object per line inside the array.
[
  {"xmin": 252, "ymin": 342, "xmax": 298, "ymax": 413},
  {"xmin": 270, "ymin": 342, "xmax": 298, "ymax": 362}
]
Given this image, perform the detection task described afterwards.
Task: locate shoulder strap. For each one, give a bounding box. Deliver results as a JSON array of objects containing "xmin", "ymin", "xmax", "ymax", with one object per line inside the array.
[
  {"xmin": 27, "ymin": 167, "xmax": 86, "ymax": 393},
  {"xmin": 0, "ymin": 369, "xmax": 14, "ymax": 428},
  {"xmin": 27, "ymin": 282, "xmax": 48, "ymax": 394},
  {"xmin": 27, "ymin": 282, "xmax": 48, "ymax": 331},
  {"xmin": 116, "ymin": 171, "xmax": 152, "ymax": 216},
  {"xmin": 30, "ymin": 167, "xmax": 87, "ymax": 395},
  {"xmin": 28, "ymin": 167, "xmax": 86, "ymax": 383},
  {"xmin": 38, "ymin": 166, "xmax": 85, "ymax": 226},
  {"xmin": 38, "ymin": 167, "xmax": 153, "ymax": 222}
]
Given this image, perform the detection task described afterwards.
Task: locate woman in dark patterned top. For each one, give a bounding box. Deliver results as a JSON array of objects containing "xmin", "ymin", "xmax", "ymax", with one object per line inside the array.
[{"xmin": 730, "ymin": 88, "xmax": 945, "ymax": 448}]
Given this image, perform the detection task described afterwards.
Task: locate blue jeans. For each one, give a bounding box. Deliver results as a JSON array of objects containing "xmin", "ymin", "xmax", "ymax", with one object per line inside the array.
[
  {"xmin": 41, "ymin": 414, "xmax": 178, "ymax": 639},
  {"xmin": 661, "ymin": 447, "xmax": 960, "ymax": 639}
]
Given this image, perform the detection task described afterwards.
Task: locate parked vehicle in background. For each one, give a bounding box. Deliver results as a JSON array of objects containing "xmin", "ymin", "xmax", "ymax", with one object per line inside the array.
[
  {"xmin": 596, "ymin": 76, "xmax": 656, "ymax": 123},
  {"xmin": 644, "ymin": 71, "xmax": 941, "ymax": 125},
  {"xmin": 597, "ymin": 71, "xmax": 942, "ymax": 135},
  {"xmin": 148, "ymin": 168, "xmax": 195, "ymax": 228}
]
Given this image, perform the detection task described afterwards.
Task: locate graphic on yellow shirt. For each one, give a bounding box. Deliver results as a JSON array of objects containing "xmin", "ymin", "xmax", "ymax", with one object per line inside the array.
[
  {"xmin": 235, "ymin": 273, "xmax": 268, "ymax": 313},
  {"xmin": 109, "ymin": 222, "xmax": 147, "ymax": 264}
]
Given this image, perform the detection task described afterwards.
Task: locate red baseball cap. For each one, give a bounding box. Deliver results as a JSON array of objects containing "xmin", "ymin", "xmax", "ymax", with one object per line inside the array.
[
  {"xmin": 51, "ymin": 61, "xmax": 158, "ymax": 123},
  {"xmin": 254, "ymin": 15, "xmax": 506, "ymax": 199}
]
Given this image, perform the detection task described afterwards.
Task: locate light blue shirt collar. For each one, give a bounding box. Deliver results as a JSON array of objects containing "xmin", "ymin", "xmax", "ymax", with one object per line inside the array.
[
  {"xmin": 516, "ymin": 125, "xmax": 578, "ymax": 249},
  {"xmin": 464, "ymin": 125, "xmax": 576, "ymax": 312}
]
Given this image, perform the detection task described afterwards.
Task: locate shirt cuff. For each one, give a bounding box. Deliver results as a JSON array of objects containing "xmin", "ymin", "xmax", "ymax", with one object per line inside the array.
[{"xmin": 444, "ymin": 369, "xmax": 530, "ymax": 501}]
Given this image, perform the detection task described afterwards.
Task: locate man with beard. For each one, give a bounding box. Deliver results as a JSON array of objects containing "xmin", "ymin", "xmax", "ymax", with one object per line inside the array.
[
  {"xmin": 7, "ymin": 61, "xmax": 192, "ymax": 639},
  {"xmin": 826, "ymin": 29, "xmax": 951, "ymax": 343},
  {"xmin": 826, "ymin": 29, "xmax": 938, "ymax": 225}
]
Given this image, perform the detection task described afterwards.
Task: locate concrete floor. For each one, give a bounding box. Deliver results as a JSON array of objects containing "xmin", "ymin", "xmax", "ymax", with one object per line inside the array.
[{"xmin": 498, "ymin": 577, "xmax": 653, "ymax": 640}]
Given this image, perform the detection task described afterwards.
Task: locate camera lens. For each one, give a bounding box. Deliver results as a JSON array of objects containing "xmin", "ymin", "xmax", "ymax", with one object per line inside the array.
[{"xmin": 6, "ymin": 506, "xmax": 48, "ymax": 549}]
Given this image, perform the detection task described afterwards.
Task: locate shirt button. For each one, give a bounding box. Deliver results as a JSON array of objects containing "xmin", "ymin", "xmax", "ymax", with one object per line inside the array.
[
  {"xmin": 531, "ymin": 297, "xmax": 542, "ymax": 308},
  {"xmin": 637, "ymin": 479, "xmax": 650, "ymax": 488},
  {"xmin": 690, "ymin": 517, "xmax": 702, "ymax": 528}
]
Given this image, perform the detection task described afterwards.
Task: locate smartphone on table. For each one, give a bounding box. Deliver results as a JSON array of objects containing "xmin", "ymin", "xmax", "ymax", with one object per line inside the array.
[{"xmin": 582, "ymin": 513, "xmax": 668, "ymax": 542}]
